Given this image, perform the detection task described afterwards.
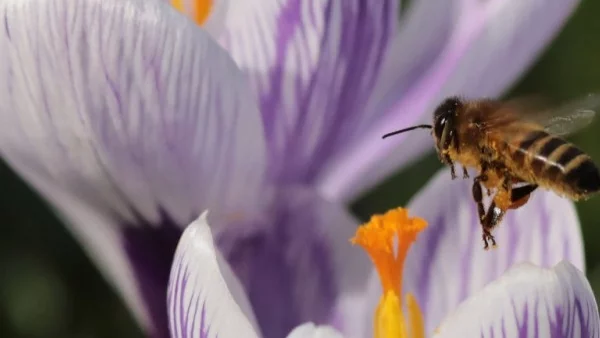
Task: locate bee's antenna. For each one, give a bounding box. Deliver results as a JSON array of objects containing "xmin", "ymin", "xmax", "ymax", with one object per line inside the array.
[{"xmin": 382, "ymin": 124, "xmax": 432, "ymax": 139}]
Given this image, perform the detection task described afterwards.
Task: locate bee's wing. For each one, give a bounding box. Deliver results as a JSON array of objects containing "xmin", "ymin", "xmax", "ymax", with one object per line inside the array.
[
  {"xmin": 482, "ymin": 93, "xmax": 600, "ymax": 137},
  {"xmin": 539, "ymin": 93, "xmax": 600, "ymax": 136}
]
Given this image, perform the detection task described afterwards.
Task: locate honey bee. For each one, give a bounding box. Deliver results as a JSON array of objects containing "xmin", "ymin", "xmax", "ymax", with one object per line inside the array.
[{"xmin": 383, "ymin": 94, "xmax": 600, "ymax": 249}]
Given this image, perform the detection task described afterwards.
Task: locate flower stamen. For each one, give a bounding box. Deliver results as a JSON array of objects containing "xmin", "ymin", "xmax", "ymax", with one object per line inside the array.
[
  {"xmin": 171, "ymin": 0, "xmax": 213, "ymax": 25},
  {"xmin": 351, "ymin": 207, "xmax": 427, "ymax": 338}
]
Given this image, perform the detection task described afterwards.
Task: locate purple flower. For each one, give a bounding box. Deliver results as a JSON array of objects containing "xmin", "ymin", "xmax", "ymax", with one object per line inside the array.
[
  {"xmin": 0, "ymin": 0, "xmax": 590, "ymax": 337},
  {"xmin": 167, "ymin": 203, "xmax": 599, "ymax": 338}
]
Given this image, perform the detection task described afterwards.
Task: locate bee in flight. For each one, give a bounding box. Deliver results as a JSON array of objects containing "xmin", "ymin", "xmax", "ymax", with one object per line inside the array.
[{"xmin": 382, "ymin": 94, "xmax": 600, "ymax": 249}]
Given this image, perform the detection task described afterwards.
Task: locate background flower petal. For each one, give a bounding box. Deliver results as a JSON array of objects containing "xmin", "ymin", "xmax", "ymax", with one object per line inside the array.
[
  {"xmin": 0, "ymin": 0, "xmax": 266, "ymax": 335},
  {"xmin": 168, "ymin": 211, "xmax": 261, "ymax": 338},
  {"xmin": 216, "ymin": 187, "xmax": 371, "ymax": 338},
  {"xmin": 434, "ymin": 261, "xmax": 600, "ymax": 338},
  {"xmin": 317, "ymin": 0, "xmax": 581, "ymax": 203},
  {"xmin": 286, "ymin": 323, "xmax": 344, "ymax": 338},
  {"xmin": 405, "ymin": 168, "xmax": 585, "ymax": 334},
  {"xmin": 220, "ymin": 0, "xmax": 399, "ymax": 184},
  {"xmin": 0, "ymin": 0, "xmax": 267, "ymax": 227}
]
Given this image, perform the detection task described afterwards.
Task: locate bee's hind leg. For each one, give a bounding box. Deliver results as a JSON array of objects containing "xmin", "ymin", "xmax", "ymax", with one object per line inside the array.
[
  {"xmin": 481, "ymin": 203, "xmax": 504, "ymax": 249},
  {"xmin": 478, "ymin": 182, "xmax": 537, "ymax": 250},
  {"xmin": 478, "ymin": 173, "xmax": 523, "ymax": 250},
  {"xmin": 471, "ymin": 170, "xmax": 497, "ymax": 250}
]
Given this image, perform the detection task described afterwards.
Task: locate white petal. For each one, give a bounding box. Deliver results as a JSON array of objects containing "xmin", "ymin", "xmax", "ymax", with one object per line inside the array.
[
  {"xmin": 435, "ymin": 262, "xmax": 600, "ymax": 338},
  {"xmin": 0, "ymin": 0, "xmax": 267, "ymax": 227},
  {"xmin": 168, "ymin": 211, "xmax": 261, "ymax": 338},
  {"xmin": 403, "ymin": 167, "xmax": 585, "ymax": 335},
  {"xmin": 286, "ymin": 323, "xmax": 344, "ymax": 338},
  {"xmin": 0, "ymin": 0, "xmax": 267, "ymax": 334}
]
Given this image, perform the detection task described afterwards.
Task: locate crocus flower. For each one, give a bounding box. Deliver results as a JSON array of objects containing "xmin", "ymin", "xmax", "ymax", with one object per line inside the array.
[
  {"xmin": 0, "ymin": 0, "xmax": 586, "ymax": 337},
  {"xmin": 351, "ymin": 207, "xmax": 599, "ymax": 338},
  {"xmin": 166, "ymin": 204, "xmax": 599, "ymax": 338}
]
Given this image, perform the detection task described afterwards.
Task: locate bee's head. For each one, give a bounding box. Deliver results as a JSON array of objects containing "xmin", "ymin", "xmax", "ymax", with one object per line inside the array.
[
  {"xmin": 380, "ymin": 97, "xmax": 463, "ymax": 147},
  {"xmin": 432, "ymin": 97, "xmax": 462, "ymax": 152}
]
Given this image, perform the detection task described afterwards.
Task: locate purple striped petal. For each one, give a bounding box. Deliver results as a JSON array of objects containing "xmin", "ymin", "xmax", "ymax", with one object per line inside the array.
[
  {"xmin": 0, "ymin": 0, "xmax": 266, "ymax": 335},
  {"xmin": 168, "ymin": 211, "xmax": 261, "ymax": 338},
  {"xmin": 434, "ymin": 262, "xmax": 600, "ymax": 338},
  {"xmin": 398, "ymin": 168, "xmax": 585, "ymax": 335},
  {"xmin": 286, "ymin": 323, "xmax": 343, "ymax": 338},
  {"xmin": 0, "ymin": 0, "xmax": 267, "ymax": 226},
  {"xmin": 317, "ymin": 0, "xmax": 581, "ymax": 203},
  {"xmin": 220, "ymin": 0, "xmax": 398, "ymax": 184},
  {"xmin": 216, "ymin": 187, "xmax": 371, "ymax": 338}
]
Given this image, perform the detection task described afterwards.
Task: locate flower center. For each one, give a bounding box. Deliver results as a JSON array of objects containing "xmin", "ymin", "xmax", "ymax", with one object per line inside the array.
[
  {"xmin": 171, "ymin": 0, "xmax": 213, "ymax": 25},
  {"xmin": 351, "ymin": 208, "xmax": 427, "ymax": 338}
]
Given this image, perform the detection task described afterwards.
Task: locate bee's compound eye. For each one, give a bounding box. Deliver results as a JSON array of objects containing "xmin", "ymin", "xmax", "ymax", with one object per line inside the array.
[
  {"xmin": 434, "ymin": 97, "xmax": 462, "ymax": 120},
  {"xmin": 433, "ymin": 116, "xmax": 447, "ymax": 140},
  {"xmin": 432, "ymin": 97, "xmax": 461, "ymax": 141}
]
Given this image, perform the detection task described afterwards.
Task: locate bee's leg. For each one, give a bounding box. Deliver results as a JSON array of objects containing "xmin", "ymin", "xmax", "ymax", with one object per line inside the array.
[
  {"xmin": 482, "ymin": 230, "xmax": 496, "ymax": 250},
  {"xmin": 479, "ymin": 172, "xmax": 518, "ymax": 249},
  {"xmin": 481, "ymin": 203, "xmax": 503, "ymax": 250},
  {"xmin": 509, "ymin": 184, "xmax": 538, "ymax": 210},
  {"xmin": 472, "ymin": 176, "xmax": 486, "ymax": 224},
  {"xmin": 445, "ymin": 154, "xmax": 457, "ymax": 179},
  {"xmin": 472, "ymin": 171, "xmax": 491, "ymax": 248},
  {"xmin": 481, "ymin": 194, "xmax": 506, "ymax": 250},
  {"xmin": 493, "ymin": 173, "xmax": 513, "ymax": 210},
  {"xmin": 472, "ymin": 162, "xmax": 489, "ymax": 219},
  {"xmin": 462, "ymin": 166, "xmax": 469, "ymax": 179},
  {"xmin": 473, "ymin": 163, "xmax": 507, "ymax": 249}
]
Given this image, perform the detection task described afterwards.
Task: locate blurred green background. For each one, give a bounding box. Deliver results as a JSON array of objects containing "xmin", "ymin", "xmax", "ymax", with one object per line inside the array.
[{"xmin": 2, "ymin": 1, "xmax": 600, "ymax": 337}]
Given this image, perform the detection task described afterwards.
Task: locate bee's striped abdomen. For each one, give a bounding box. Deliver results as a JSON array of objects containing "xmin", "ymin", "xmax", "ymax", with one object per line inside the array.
[
  {"xmin": 563, "ymin": 150, "xmax": 600, "ymax": 195},
  {"xmin": 514, "ymin": 130, "xmax": 600, "ymax": 197}
]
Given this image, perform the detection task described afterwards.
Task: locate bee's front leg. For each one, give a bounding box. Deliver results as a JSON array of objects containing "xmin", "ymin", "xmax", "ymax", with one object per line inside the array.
[
  {"xmin": 462, "ymin": 166, "xmax": 469, "ymax": 179},
  {"xmin": 444, "ymin": 154, "xmax": 457, "ymax": 179}
]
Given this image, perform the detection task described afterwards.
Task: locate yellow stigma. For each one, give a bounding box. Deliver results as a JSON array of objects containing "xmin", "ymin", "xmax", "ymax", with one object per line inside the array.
[
  {"xmin": 171, "ymin": 0, "xmax": 213, "ymax": 25},
  {"xmin": 351, "ymin": 207, "xmax": 427, "ymax": 338}
]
